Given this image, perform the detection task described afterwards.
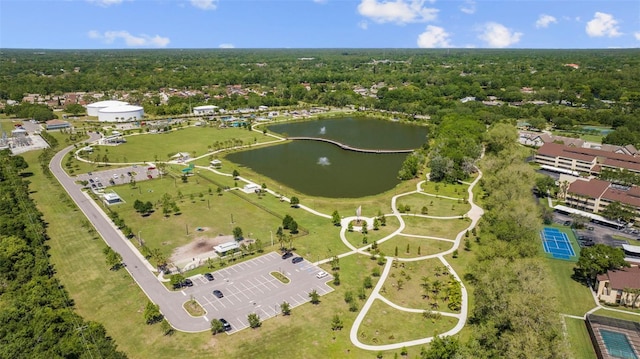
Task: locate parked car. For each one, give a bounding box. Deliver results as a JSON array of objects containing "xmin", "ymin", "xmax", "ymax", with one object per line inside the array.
[
  {"xmin": 292, "ymin": 256, "xmax": 303, "ymax": 264},
  {"xmin": 183, "ymin": 278, "xmax": 193, "ymax": 287},
  {"xmin": 281, "ymin": 251, "xmax": 293, "ymax": 260},
  {"xmin": 204, "ymin": 273, "xmax": 214, "ymax": 281},
  {"xmin": 213, "ymin": 290, "xmax": 224, "ymax": 298},
  {"xmin": 220, "ymin": 318, "xmax": 231, "ymax": 331},
  {"xmin": 316, "ymin": 271, "xmax": 328, "ymax": 279}
]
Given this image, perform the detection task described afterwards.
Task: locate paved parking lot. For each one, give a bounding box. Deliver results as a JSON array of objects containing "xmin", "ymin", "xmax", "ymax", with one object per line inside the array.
[
  {"xmin": 181, "ymin": 251, "xmax": 333, "ymax": 333},
  {"xmin": 553, "ymin": 212, "xmax": 639, "ymax": 248},
  {"xmin": 76, "ymin": 165, "xmax": 159, "ymax": 190}
]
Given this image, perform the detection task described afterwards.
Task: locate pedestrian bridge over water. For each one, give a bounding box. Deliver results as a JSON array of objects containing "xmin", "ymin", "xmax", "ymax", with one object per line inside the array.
[{"xmin": 287, "ymin": 137, "xmax": 415, "ymax": 154}]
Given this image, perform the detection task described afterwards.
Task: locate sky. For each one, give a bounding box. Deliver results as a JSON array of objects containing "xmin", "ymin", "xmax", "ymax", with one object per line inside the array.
[{"xmin": 0, "ymin": 0, "xmax": 639, "ymax": 49}]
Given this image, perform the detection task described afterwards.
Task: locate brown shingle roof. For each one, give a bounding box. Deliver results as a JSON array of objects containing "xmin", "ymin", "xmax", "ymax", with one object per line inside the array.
[
  {"xmin": 568, "ymin": 178, "xmax": 610, "ymax": 199},
  {"xmin": 602, "ymin": 186, "xmax": 640, "ymax": 208},
  {"xmin": 538, "ymin": 143, "xmax": 596, "ymax": 162},
  {"xmin": 600, "ymin": 267, "xmax": 640, "ymax": 290}
]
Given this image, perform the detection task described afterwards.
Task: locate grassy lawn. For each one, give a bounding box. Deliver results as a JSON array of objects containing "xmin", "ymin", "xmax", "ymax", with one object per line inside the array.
[
  {"xmin": 62, "ymin": 150, "xmax": 131, "ymax": 176},
  {"xmin": 343, "ymin": 216, "xmax": 400, "ymax": 249},
  {"xmin": 551, "ymin": 130, "xmax": 603, "ymax": 144},
  {"xmin": 77, "ymin": 126, "xmax": 271, "ymax": 163},
  {"xmin": 395, "ymin": 192, "xmax": 470, "ymax": 217},
  {"xmin": 183, "ymin": 300, "xmax": 206, "ymax": 317},
  {"xmin": 542, "ymin": 259, "xmax": 595, "ymax": 316},
  {"xmin": 564, "ymin": 317, "xmax": 596, "ymax": 359},
  {"xmin": 593, "ymin": 308, "xmax": 640, "ymax": 320},
  {"xmin": 357, "ymin": 299, "xmax": 458, "ymax": 345},
  {"xmin": 420, "ymin": 180, "xmax": 468, "ymax": 199},
  {"xmin": 25, "ymin": 146, "xmax": 429, "ymax": 358},
  {"xmin": 378, "ymin": 235, "xmax": 453, "ymax": 258},
  {"xmin": 401, "ymin": 216, "xmax": 471, "ymax": 240},
  {"xmin": 380, "ymin": 259, "xmax": 459, "ymax": 313}
]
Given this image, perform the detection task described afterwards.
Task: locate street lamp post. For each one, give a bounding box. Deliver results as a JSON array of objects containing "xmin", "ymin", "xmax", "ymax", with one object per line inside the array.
[
  {"xmin": 137, "ymin": 230, "xmax": 142, "ymax": 246},
  {"xmin": 270, "ymin": 230, "xmax": 273, "ymax": 247}
]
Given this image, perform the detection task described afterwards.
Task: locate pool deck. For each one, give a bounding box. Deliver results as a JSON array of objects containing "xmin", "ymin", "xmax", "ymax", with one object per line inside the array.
[{"xmin": 587, "ymin": 315, "xmax": 640, "ymax": 359}]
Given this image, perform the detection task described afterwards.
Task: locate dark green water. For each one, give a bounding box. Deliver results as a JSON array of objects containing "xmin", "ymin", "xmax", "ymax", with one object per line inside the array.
[{"xmin": 226, "ymin": 117, "xmax": 428, "ymax": 198}]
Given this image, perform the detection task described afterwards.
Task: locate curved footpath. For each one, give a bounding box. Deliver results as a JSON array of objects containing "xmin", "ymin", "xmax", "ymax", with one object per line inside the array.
[
  {"xmin": 54, "ymin": 127, "xmax": 487, "ymax": 348},
  {"xmin": 50, "ymin": 133, "xmax": 211, "ymax": 332},
  {"xmin": 349, "ymin": 170, "xmax": 484, "ymax": 351}
]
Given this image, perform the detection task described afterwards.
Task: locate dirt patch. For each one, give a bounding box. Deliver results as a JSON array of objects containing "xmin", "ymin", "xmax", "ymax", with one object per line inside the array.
[{"xmin": 169, "ymin": 234, "xmax": 234, "ymax": 264}]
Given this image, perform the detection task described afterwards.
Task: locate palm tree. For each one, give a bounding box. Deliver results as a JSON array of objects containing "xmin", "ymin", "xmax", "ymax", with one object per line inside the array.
[{"xmin": 421, "ymin": 276, "xmax": 431, "ymax": 299}]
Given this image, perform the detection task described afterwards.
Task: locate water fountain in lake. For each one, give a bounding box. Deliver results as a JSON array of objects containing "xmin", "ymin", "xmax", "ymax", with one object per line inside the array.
[{"xmin": 317, "ymin": 157, "xmax": 331, "ymax": 166}]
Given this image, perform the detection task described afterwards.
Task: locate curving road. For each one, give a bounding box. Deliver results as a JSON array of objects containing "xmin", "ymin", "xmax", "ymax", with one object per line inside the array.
[{"xmin": 49, "ymin": 133, "xmax": 211, "ymax": 332}]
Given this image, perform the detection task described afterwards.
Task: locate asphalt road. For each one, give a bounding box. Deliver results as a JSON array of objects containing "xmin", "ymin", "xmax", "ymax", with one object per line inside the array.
[
  {"xmin": 49, "ymin": 134, "xmax": 332, "ymax": 333},
  {"xmin": 50, "ymin": 133, "xmax": 211, "ymax": 332}
]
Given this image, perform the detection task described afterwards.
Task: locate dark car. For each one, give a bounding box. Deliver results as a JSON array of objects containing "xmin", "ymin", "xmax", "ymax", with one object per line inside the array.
[
  {"xmin": 183, "ymin": 278, "xmax": 193, "ymax": 287},
  {"xmin": 220, "ymin": 318, "xmax": 231, "ymax": 331},
  {"xmin": 292, "ymin": 256, "xmax": 303, "ymax": 264},
  {"xmin": 281, "ymin": 252, "xmax": 293, "ymax": 260},
  {"xmin": 204, "ymin": 273, "xmax": 214, "ymax": 281},
  {"xmin": 563, "ymin": 220, "xmax": 572, "ymax": 226},
  {"xmin": 213, "ymin": 290, "xmax": 224, "ymax": 298}
]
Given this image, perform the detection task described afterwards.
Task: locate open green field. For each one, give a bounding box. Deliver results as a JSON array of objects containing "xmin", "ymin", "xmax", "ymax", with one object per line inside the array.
[
  {"xmin": 108, "ymin": 174, "xmax": 352, "ymax": 263},
  {"xmin": 343, "ymin": 216, "xmax": 400, "ymax": 249},
  {"xmin": 420, "ymin": 180, "xmax": 469, "ymax": 199},
  {"xmin": 357, "ymin": 299, "xmax": 458, "ymax": 345},
  {"xmin": 63, "ymin": 150, "xmax": 131, "ymax": 175},
  {"xmin": 401, "ymin": 216, "xmax": 471, "ymax": 240},
  {"xmin": 395, "ymin": 192, "xmax": 470, "ymax": 217},
  {"xmin": 381, "ymin": 258, "xmax": 459, "ymax": 313},
  {"xmin": 565, "ymin": 317, "xmax": 597, "ymax": 359},
  {"xmin": 551, "ymin": 130, "xmax": 604, "ymax": 144},
  {"xmin": 77, "ymin": 126, "xmax": 273, "ymax": 163},
  {"xmin": 378, "ymin": 235, "xmax": 453, "ymax": 258},
  {"xmin": 23, "ymin": 148, "xmax": 429, "ymax": 358},
  {"xmin": 542, "ymin": 258, "xmax": 595, "ymax": 316}
]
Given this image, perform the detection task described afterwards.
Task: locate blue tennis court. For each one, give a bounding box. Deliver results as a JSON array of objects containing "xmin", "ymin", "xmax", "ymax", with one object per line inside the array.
[{"xmin": 541, "ymin": 227, "xmax": 576, "ymax": 260}]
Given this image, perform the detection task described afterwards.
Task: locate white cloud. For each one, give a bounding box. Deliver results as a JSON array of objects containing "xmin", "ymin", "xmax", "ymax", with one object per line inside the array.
[
  {"xmin": 357, "ymin": 0, "xmax": 438, "ymax": 24},
  {"xmin": 219, "ymin": 43, "xmax": 235, "ymax": 49},
  {"xmin": 313, "ymin": 0, "xmax": 328, "ymax": 4},
  {"xmin": 190, "ymin": 0, "xmax": 218, "ymax": 10},
  {"xmin": 586, "ymin": 12, "xmax": 622, "ymax": 37},
  {"xmin": 88, "ymin": 30, "xmax": 170, "ymax": 48},
  {"xmin": 86, "ymin": 0, "xmax": 124, "ymax": 6},
  {"xmin": 459, "ymin": 0, "xmax": 475, "ymax": 15},
  {"xmin": 635, "ymin": 32, "xmax": 640, "ymax": 41},
  {"xmin": 535, "ymin": 14, "xmax": 557, "ymax": 29},
  {"xmin": 417, "ymin": 25, "xmax": 452, "ymax": 48},
  {"xmin": 477, "ymin": 22, "xmax": 522, "ymax": 48},
  {"xmin": 358, "ymin": 21, "xmax": 369, "ymax": 30}
]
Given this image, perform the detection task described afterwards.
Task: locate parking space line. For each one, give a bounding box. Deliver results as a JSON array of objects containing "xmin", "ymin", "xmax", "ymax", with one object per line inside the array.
[
  {"xmin": 246, "ymin": 279, "xmax": 265, "ymax": 294},
  {"xmin": 235, "ymin": 285, "xmax": 252, "ymax": 300},
  {"xmin": 239, "ymin": 282, "xmax": 258, "ymax": 297},
  {"xmin": 261, "ymin": 275, "xmax": 279, "ymax": 289},
  {"xmin": 215, "ymin": 298, "xmax": 227, "ymax": 309}
]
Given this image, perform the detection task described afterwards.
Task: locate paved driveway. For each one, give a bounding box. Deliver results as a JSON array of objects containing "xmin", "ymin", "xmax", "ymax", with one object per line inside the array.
[{"xmin": 183, "ymin": 252, "xmax": 333, "ymax": 333}]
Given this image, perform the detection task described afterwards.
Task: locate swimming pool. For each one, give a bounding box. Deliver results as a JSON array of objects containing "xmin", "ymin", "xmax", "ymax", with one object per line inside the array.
[{"xmin": 600, "ymin": 329, "xmax": 638, "ymax": 359}]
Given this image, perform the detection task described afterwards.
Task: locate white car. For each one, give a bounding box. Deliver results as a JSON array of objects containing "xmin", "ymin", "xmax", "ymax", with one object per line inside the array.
[
  {"xmin": 316, "ymin": 271, "xmax": 328, "ymax": 279},
  {"xmin": 113, "ymin": 174, "xmax": 119, "ymax": 179}
]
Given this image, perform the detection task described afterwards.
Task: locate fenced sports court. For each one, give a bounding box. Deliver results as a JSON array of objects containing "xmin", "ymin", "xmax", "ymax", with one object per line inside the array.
[{"xmin": 541, "ymin": 227, "xmax": 576, "ymax": 260}]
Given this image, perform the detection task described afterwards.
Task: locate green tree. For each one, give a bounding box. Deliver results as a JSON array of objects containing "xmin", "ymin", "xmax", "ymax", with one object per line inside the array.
[
  {"xmin": 363, "ymin": 276, "xmax": 373, "ymax": 289},
  {"xmin": 309, "ymin": 289, "xmax": 320, "ymax": 304},
  {"xmin": 232, "ymin": 169, "xmax": 240, "ymax": 178},
  {"xmin": 331, "ymin": 314, "xmax": 343, "ymax": 331},
  {"xmin": 289, "ymin": 220, "xmax": 298, "ymax": 234},
  {"xmin": 143, "ymin": 301, "xmax": 163, "ymax": 324},
  {"xmin": 211, "ymin": 319, "xmax": 224, "ymax": 334},
  {"xmin": 290, "ymin": 196, "xmax": 300, "ymax": 207},
  {"xmin": 575, "ymin": 244, "xmax": 629, "ymax": 282},
  {"xmin": 331, "ymin": 210, "xmax": 341, "ymax": 226},
  {"xmin": 103, "ymin": 246, "xmax": 122, "ymax": 270},
  {"xmin": 232, "ymin": 226, "xmax": 243, "ymax": 240},
  {"xmin": 421, "ymin": 336, "xmax": 459, "ymax": 359},
  {"xmin": 281, "ymin": 301, "xmax": 291, "ymax": 315},
  {"xmin": 282, "ymin": 214, "xmax": 293, "ymax": 229},
  {"xmin": 248, "ymin": 313, "xmax": 261, "ymax": 328},
  {"xmin": 161, "ymin": 319, "xmax": 174, "ymax": 336}
]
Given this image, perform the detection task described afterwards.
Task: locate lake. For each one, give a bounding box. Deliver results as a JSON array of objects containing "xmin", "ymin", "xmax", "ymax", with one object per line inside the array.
[{"xmin": 226, "ymin": 117, "xmax": 428, "ymax": 198}]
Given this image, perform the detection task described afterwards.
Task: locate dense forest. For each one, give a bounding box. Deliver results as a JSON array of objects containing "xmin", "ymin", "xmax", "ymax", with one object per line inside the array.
[
  {"xmin": 1, "ymin": 49, "xmax": 640, "ymax": 144},
  {"xmin": 0, "ymin": 150, "xmax": 127, "ymax": 359}
]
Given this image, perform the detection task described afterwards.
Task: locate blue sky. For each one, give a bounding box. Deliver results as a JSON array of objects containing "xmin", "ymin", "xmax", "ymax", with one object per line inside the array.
[{"xmin": 1, "ymin": 0, "xmax": 639, "ymax": 49}]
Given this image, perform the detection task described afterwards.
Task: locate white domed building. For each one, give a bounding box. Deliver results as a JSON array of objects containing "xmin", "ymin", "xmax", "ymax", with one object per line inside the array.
[
  {"xmin": 86, "ymin": 100, "xmax": 129, "ymax": 117},
  {"xmin": 97, "ymin": 105, "xmax": 144, "ymax": 123}
]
